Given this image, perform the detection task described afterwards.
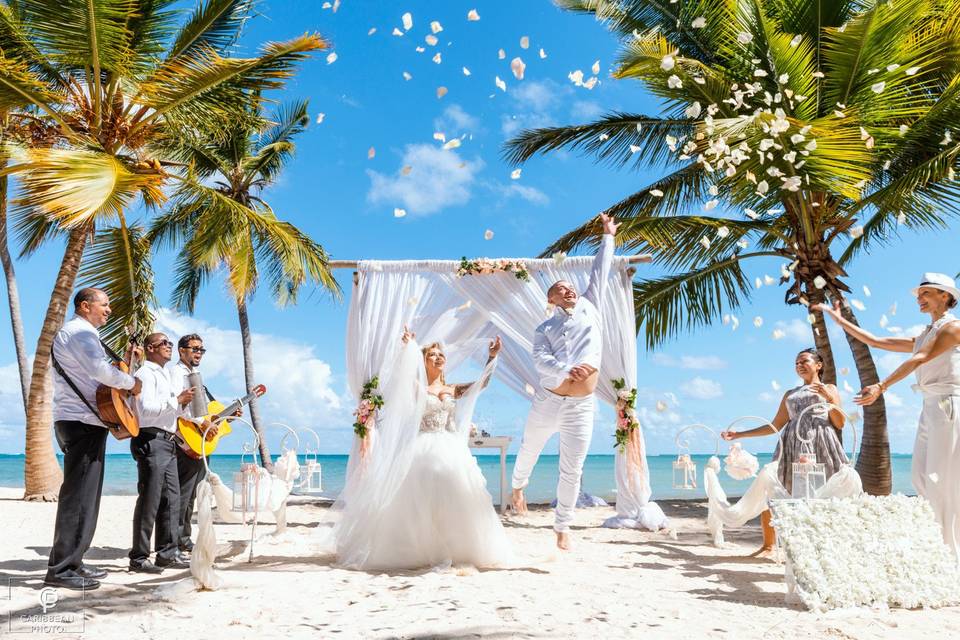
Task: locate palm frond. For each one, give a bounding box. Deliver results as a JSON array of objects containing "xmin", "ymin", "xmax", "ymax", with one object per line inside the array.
[
  {"xmin": 634, "ymin": 255, "xmax": 760, "ymax": 349},
  {"xmin": 168, "ymin": 0, "xmax": 254, "ymax": 60},
  {"xmin": 170, "ymin": 242, "xmax": 212, "ymax": 313},
  {"xmin": 251, "ymin": 213, "xmax": 340, "ymax": 304},
  {"xmin": 503, "ymin": 113, "xmax": 693, "ymax": 169},
  {"xmin": 244, "ymin": 99, "xmax": 308, "ymax": 183},
  {"xmin": 78, "ymin": 223, "xmax": 156, "ymax": 350}
]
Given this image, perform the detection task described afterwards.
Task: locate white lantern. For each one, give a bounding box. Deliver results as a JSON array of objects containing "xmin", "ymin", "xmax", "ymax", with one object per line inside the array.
[
  {"xmin": 791, "ymin": 453, "xmax": 826, "ymax": 499},
  {"xmin": 232, "ymin": 463, "xmax": 260, "ymax": 512},
  {"xmin": 673, "ymin": 453, "xmax": 698, "ymax": 490}
]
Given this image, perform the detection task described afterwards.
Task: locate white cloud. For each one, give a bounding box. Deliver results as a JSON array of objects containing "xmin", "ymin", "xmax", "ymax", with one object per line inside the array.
[
  {"xmin": 680, "ymin": 376, "xmax": 723, "ymax": 400},
  {"xmin": 651, "ymin": 353, "xmax": 727, "ymax": 370},
  {"xmin": 489, "ymin": 182, "xmax": 549, "ymax": 206},
  {"xmin": 367, "ymin": 144, "xmax": 484, "ymax": 215},
  {"xmin": 500, "ymin": 79, "xmax": 567, "ymax": 137},
  {"xmin": 877, "ymin": 352, "xmax": 908, "ymax": 374},
  {"xmin": 433, "ymin": 104, "xmax": 479, "ymax": 135},
  {"xmin": 153, "ymin": 308, "xmax": 346, "ymax": 448},
  {"xmin": 570, "ymin": 100, "xmax": 604, "ymax": 120}
]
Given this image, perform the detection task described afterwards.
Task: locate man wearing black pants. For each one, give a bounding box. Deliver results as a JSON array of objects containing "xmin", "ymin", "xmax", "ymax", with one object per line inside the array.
[
  {"xmin": 46, "ymin": 288, "xmax": 142, "ymax": 591},
  {"xmin": 129, "ymin": 333, "xmax": 195, "ymax": 573}
]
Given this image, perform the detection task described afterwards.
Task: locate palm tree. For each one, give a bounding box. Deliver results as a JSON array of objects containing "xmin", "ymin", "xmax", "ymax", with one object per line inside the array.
[
  {"xmin": 504, "ymin": 0, "xmax": 960, "ymax": 495},
  {"xmin": 0, "ymin": 150, "xmax": 30, "ymax": 411},
  {"xmin": 0, "ymin": 0, "xmax": 325, "ymax": 500},
  {"xmin": 148, "ymin": 99, "xmax": 340, "ymax": 469}
]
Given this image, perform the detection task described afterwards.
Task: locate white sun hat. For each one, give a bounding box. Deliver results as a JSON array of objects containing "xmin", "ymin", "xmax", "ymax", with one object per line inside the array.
[{"xmin": 911, "ymin": 272, "xmax": 960, "ymax": 301}]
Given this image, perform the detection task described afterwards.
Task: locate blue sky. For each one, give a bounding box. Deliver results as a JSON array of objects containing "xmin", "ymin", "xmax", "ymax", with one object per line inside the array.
[{"xmin": 0, "ymin": 1, "xmax": 955, "ymax": 456}]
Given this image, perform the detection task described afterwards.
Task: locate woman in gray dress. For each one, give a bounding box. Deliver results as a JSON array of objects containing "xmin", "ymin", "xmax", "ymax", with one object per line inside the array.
[{"xmin": 721, "ymin": 349, "xmax": 847, "ymax": 557}]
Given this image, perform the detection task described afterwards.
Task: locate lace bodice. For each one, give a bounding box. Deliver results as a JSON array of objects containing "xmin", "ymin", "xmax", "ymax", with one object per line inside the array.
[{"xmin": 419, "ymin": 394, "xmax": 457, "ymax": 433}]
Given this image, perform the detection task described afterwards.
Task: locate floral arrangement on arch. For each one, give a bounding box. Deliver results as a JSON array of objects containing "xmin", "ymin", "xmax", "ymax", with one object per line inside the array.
[
  {"xmin": 612, "ymin": 378, "xmax": 639, "ymax": 452},
  {"xmin": 457, "ymin": 257, "xmax": 531, "ymax": 282},
  {"xmin": 353, "ymin": 376, "xmax": 383, "ymax": 439}
]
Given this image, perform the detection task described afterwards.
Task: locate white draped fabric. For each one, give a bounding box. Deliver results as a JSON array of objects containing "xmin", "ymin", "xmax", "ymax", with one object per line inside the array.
[{"xmin": 343, "ymin": 254, "xmax": 665, "ymax": 529}]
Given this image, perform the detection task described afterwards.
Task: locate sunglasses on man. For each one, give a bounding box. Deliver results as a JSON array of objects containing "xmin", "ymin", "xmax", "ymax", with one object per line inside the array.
[
  {"xmin": 181, "ymin": 345, "xmax": 207, "ymax": 354},
  {"xmin": 149, "ymin": 339, "xmax": 174, "ymax": 349}
]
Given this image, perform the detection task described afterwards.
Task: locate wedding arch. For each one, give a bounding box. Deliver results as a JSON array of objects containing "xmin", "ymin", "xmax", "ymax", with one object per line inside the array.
[{"xmin": 334, "ymin": 251, "xmax": 664, "ymax": 529}]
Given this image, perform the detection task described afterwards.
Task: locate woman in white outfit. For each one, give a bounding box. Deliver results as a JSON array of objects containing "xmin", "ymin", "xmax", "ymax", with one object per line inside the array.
[
  {"xmin": 331, "ymin": 329, "xmax": 512, "ymax": 571},
  {"xmin": 818, "ymin": 272, "xmax": 960, "ymax": 561}
]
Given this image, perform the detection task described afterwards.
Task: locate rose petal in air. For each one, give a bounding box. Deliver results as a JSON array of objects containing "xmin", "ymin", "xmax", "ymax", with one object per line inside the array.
[
  {"xmin": 510, "ymin": 57, "xmax": 526, "ymax": 80},
  {"xmin": 484, "ymin": 229, "xmax": 494, "ymax": 240},
  {"xmin": 436, "ymin": 86, "xmax": 448, "ymax": 99},
  {"xmin": 520, "ymin": 36, "xmax": 530, "ymax": 49},
  {"xmin": 495, "ymin": 76, "xmax": 507, "ymax": 92},
  {"xmin": 467, "ymin": 9, "xmax": 480, "ymax": 21},
  {"xmin": 402, "ymin": 12, "xmax": 413, "ymax": 30},
  {"xmin": 510, "ymin": 168, "xmax": 521, "ymax": 179},
  {"xmin": 326, "ymin": 52, "xmax": 338, "ymax": 64},
  {"xmin": 394, "ymin": 208, "xmax": 407, "ymax": 218}
]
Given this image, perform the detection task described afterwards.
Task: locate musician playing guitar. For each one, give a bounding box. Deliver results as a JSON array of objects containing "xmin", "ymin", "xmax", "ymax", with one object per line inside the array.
[
  {"xmin": 128, "ymin": 332, "xmax": 201, "ymax": 573},
  {"xmin": 46, "ymin": 288, "xmax": 143, "ymax": 591},
  {"xmin": 167, "ymin": 333, "xmax": 240, "ymax": 554}
]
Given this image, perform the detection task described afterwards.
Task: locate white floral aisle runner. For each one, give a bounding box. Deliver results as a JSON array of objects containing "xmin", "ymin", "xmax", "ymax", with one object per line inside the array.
[{"xmin": 772, "ymin": 495, "xmax": 960, "ymax": 611}]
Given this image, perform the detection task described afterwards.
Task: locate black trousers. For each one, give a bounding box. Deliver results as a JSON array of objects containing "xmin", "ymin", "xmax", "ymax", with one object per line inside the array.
[
  {"xmin": 129, "ymin": 430, "xmax": 180, "ymax": 563},
  {"xmin": 47, "ymin": 421, "xmax": 108, "ymax": 579},
  {"xmin": 175, "ymin": 447, "xmax": 206, "ymax": 547}
]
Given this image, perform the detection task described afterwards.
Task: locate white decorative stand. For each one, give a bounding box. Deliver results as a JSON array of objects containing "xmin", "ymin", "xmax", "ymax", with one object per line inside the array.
[{"xmin": 469, "ymin": 436, "xmax": 511, "ymax": 514}]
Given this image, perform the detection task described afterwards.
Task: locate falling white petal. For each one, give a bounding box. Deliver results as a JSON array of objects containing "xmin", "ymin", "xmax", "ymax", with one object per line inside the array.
[
  {"xmin": 394, "ymin": 208, "xmax": 407, "ymax": 218},
  {"xmin": 552, "ymin": 252, "xmax": 567, "ymax": 265},
  {"xmin": 591, "ymin": 59, "xmax": 600, "ymax": 75},
  {"xmin": 754, "ymin": 316, "xmax": 763, "ymax": 328},
  {"xmin": 392, "ymin": 27, "xmax": 404, "ymax": 36},
  {"xmin": 498, "ymin": 48, "xmax": 506, "ymax": 59},
  {"xmin": 568, "ymin": 69, "xmax": 584, "ymax": 85},
  {"xmin": 814, "ymin": 276, "xmax": 827, "ymax": 289},
  {"xmin": 755, "ymin": 277, "xmax": 763, "ymax": 289},
  {"xmin": 326, "ymin": 52, "xmax": 338, "ymax": 64},
  {"xmin": 402, "ymin": 12, "xmax": 413, "ymax": 30},
  {"xmin": 367, "ymin": 146, "xmax": 376, "ymax": 159},
  {"xmin": 699, "ymin": 236, "xmax": 711, "ymax": 250},
  {"xmin": 402, "ymin": 71, "xmax": 412, "ymax": 80},
  {"xmin": 660, "ymin": 55, "xmax": 676, "ymax": 71},
  {"xmin": 905, "ymin": 66, "xmax": 920, "ymax": 75},
  {"xmin": 764, "ymin": 275, "xmax": 776, "ymax": 286},
  {"xmin": 704, "ymin": 199, "xmax": 718, "ymax": 211},
  {"xmin": 433, "ymin": 132, "xmax": 446, "ymax": 142},
  {"xmin": 368, "ymin": 27, "xmax": 377, "ymax": 36},
  {"xmin": 649, "ymin": 189, "xmax": 664, "ymax": 197},
  {"xmin": 880, "ymin": 314, "xmax": 889, "ymax": 328},
  {"xmin": 510, "ymin": 57, "xmax": 526, "ymax": 80},
  {"xmin": 425, "ymin": 34, "xmax": 438, "ymax": 46},
  {"xmin": 773, "ymin": 329, "xmax": 785, "ymax": 340},
  {"xmin": 467, "ymin": 9, "xmax": 480, "ymax": 21},
  {"xmin": 731, "ymin": 316, "xmax": 740, "ymax": 330},
  {"xmin": 495, "ymin": 75, "xmax": 506, "ymax": 92},
  {"xmin": 432, "ymin": 52, "xmax": 442, "ymax": 64},
  {"xmin": 850, "ymin": 299, "xmax": 866, "ymax": 311},
  {"xmin": 520, "ymin": 36, "xmax": 530, "ymax": 49},
  {"xmin": 629, "ymin": 144, "xmax": 641, "ymax": 154},
  {"xmin": 462, "ymin": 66, "xmax": 471, "ymax": 76},
  {"xmin": 717, "ymin": 226, "xmax": 730, "ymax": 238},
  {"xmin": 871, "ymin": 81, "xmax": 886, "ymax": 94},
  {"xmin": 656, "ymin": 400, "xmax": 669, "ymax": 412},
  {"xmin": 790, "ymin": 34, "xmax": 802, "ymax": 47},
  {"xmin": 539, "ymin": 48, "xmax": 547, "ymax": 59},
  {"xmin": 315, "ymin": 113, "xmax": 325, "ymax": 124},
  {"xmin": 510, "ymin": 168, "xmax": 521, "ymax": 180},
  {"xmin": 692, "ymin": 16, "xmax": 706, "ymax": 28},
  {"xmin": 430, "ymin": 20, "xmax": 443, "ymax": 33},
  {"xmin": 667, "ymin": 75, "xmax": 682, "ymax": 89},
  {"xmin": 843, "ymin": 380, "xmax": 854, "ymax": 393},
  {"xmin": 436, "ymin": 86, "xmax": 448, "ymax": 99},
  {"xmin": 685, "ymin": 101, "xmax": 702, "ymax": 118},
  {"xmin": 737, "ymin": 32, "xmax": 753, "ymax": 44},
  {"xmin": 442, "ymin": 138, "xmax": 460, "ymax": 149},
  {"xmin": 484, "ymin": 229, "xmax": 494, "ymax": 240}
]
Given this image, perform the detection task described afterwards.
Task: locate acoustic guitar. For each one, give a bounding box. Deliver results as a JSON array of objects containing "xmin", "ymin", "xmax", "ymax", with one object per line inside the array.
[
  {"xmin": 96, "ymin": 341, "xmax": 140, "ymax": 440},
  {"xmin": 177, "ymin": 384, "xmax": 267, "ymax": 459}
]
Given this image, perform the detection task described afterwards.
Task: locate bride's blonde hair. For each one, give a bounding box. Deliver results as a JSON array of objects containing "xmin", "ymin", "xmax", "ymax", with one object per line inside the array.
[{"xmin": 421, "ymin": 342, "xmax": 446, "ymax": 385}]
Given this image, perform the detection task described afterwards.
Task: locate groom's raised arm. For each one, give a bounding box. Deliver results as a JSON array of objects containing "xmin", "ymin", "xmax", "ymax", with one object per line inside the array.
[
  {"xmin": 533, "ymin": 329, "xmax": 569, "ymax": 390},
  {"xmin": 581, "ymin": 214, "xmax": 619, "ymax": 308}
]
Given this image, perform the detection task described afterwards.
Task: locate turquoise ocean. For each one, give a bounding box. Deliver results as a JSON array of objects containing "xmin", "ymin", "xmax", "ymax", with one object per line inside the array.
[{"xmin": 0, "ymin": 453, "xmax": 917, "ymax": 503}]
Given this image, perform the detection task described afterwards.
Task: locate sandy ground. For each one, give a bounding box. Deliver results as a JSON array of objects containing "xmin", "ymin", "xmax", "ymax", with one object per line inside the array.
[{"xmin": 2, "ymin": 487, "xmax": 959, "ymax": 639}]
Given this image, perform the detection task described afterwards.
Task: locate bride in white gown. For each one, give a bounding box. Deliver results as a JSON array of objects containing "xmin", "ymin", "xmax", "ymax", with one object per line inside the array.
[{"xmin": 331, "ymin": 328, "xmax": 513, "ymax": 571}]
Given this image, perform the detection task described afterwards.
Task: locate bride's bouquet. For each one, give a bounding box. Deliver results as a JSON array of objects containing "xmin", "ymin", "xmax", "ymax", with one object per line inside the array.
[{"xmin": 724, "ymin": 442, "xmax": 760, "ymax": 480}]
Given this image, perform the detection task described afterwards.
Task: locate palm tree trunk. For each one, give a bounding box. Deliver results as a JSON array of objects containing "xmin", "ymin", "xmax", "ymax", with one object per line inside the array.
[
  {"xmin": 0, "ymin": 172, "xmax": 30, "ymax": 409},
  {"xmin": 839, "ymin": 305, "xmax": 891, "ymax": 496},
  {"xmin": 805, "ymin": 289, "xmax": 837, "ymax": 386},
  {"xmin": 237, "ymin": 298, "xmax": 273, "ymax": 471},
  {"xmin": 23, "ymin": 224, "xmax": 91, "ymax": 501}
]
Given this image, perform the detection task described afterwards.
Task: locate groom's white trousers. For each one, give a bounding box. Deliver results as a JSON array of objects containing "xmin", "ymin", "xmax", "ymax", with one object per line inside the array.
[{"xmin": 511, "ymin": 391, "xmax": 595, "ymax": 532}]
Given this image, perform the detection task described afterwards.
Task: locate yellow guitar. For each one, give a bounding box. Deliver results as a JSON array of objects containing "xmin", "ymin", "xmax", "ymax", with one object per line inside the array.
[{"xmin": 177, "ymin": 384, "xmax": 266, "ymax": 459}]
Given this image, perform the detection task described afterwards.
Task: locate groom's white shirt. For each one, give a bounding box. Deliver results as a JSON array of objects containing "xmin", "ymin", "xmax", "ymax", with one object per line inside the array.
[{"xmin": 532, "ymin": 234, "xmax": 614, "ymax": 390}]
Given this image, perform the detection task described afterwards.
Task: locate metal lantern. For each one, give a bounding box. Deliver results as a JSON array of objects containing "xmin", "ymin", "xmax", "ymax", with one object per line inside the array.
[
  {"xmin": 672, "ymin": 424, "xmax": 720, "ymax": 490},
  {"xmin": 791, "ymin": 453, "xmax": 826, "ymax": 499},
  {"xmin": 293, "ymin": 427, "xmax": 324, "ymax": 496},
  {"xmin": 672, "ymin": 453, "xmax": 698, "ymax": 490},
  {"xmin": 232, "ymin": 439, "xmax": 262, "ymax": 513}
]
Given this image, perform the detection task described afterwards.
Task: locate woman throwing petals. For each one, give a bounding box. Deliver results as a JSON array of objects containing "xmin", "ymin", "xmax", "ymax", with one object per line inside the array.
[{"xmin": 817, "ymin": 272, "xmax": 960, "ymax": 561}]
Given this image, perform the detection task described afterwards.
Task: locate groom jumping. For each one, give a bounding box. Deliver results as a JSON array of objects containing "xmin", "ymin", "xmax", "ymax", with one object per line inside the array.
[{"xmin": 511, "ymin": 212, "xmax": 619, "ymax": 550}]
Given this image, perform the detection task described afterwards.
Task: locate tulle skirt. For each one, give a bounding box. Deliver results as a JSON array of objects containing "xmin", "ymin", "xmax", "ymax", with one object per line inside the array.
[{"xmin": 337, "ymin": 430, "xmax": 513, "ymax": 571}]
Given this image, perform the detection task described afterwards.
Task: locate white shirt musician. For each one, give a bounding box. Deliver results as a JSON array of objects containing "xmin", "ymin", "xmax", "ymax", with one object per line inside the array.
[
  {"xmin": 511, "ymin": 213, "xmax": 619, "ymax": 550},
  {"xmin": 46, "ymin": 288, "xmax": 141, "ymax": 591}
]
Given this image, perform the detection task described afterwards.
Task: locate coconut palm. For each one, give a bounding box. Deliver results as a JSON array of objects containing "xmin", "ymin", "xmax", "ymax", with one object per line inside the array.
[
  {"xmin": 148, "ymin": 99, "xmax": 340, "ymax": 469},
  {"xmin": 504, "ymin": 0, "xmax": 960, "ymax": 495},
  {"xmin": 0, "ymin": 0, "xmax": 325, "ymax": 500}
]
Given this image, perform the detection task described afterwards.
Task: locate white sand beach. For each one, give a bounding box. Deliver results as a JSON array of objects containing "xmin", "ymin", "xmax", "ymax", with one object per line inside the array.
[{"xmin": 2, "ymin": 487, "xmax": 959, "ymax": 639}]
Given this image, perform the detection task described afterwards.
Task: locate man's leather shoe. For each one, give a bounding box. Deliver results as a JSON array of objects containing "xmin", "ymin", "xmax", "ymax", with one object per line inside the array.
[
  {"xmin": 155, "ymin": 555, "xmax": 189, "ymax": 570},
  {"xmin": 129, "ymin": 560, "xmax": 164, "ymax": 574},
  {"xmin": 44, "ymin": 571, "xmax": 100, "ymax": 591},
  {"xmin": 76, "ymin": 564, "xmax": 107, "ymax": 579}
]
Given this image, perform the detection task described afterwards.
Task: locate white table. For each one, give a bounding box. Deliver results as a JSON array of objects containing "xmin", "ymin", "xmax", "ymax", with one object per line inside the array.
[{"xmin": 469, "ymin": 436, "xmax": 512, "ymax": 514}]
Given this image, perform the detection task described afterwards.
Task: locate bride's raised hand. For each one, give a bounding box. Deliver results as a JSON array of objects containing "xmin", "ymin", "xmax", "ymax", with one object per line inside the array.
[
  {"xmin": 401, "ymin": 325, "xmax": 415, "ymax": 344},
  {"xmin": 488, "ymin": 336, "xmax": 502, "ymax": 358}
]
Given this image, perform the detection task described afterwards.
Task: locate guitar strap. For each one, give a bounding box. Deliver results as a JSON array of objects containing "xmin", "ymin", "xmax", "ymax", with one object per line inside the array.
[{"xmin": 50, "ymin": 344, "xmax": 106, "ymax": 424}]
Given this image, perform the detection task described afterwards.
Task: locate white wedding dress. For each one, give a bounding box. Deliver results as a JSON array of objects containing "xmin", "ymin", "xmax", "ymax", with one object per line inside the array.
[{"xmin": 331, "ymin": 340, "xmax": 512, "ymax": 571}]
